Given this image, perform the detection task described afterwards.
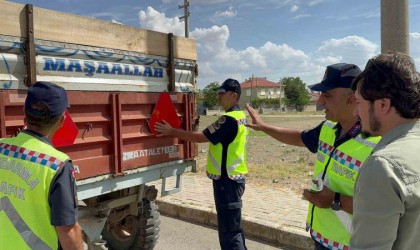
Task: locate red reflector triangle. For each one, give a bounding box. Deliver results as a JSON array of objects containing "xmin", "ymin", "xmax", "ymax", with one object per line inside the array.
[
  {"xmin": 149, "ymin": 93, "xmax": 181, "ymax": 135},
  {"xmin": 52, "ymin": 110, "xmax": 78, "ymax": 147}
]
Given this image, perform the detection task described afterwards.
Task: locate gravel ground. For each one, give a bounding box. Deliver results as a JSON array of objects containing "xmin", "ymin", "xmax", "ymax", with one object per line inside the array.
[{"xmin": 193, "ymin": 113, "xmax": 325, "ymax": 193}]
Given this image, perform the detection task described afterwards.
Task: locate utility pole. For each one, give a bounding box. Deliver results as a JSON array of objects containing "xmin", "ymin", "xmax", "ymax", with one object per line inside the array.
[
  {"xmin": 278, "ymin": 81, "xmax": 282, "ymax": 112},
  {"xmin": 250, "ymin": 74, "xmax": 254, "ymax": 105},
  {"xmin": 381, "ymin": 0, "xmax": 409, "ymax": 54},
  {"xmin": 179, "ymin": 0, "xmax": 190, "ymax": 38}
]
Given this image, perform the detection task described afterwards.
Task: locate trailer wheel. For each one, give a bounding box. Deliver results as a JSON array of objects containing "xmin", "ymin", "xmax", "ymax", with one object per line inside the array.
[
  {"xmin": 102, "ymin": 200, "xmax": 160, "ymax": 250},
  {"xmin": 137, "ymin": 200, "xmax": 160, "ymax": 249}
]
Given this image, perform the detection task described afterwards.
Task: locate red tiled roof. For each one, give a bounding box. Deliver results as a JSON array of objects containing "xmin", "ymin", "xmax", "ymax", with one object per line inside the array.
[{"xmin": 240, "ymin": 77, "xmax": 284, "ymax": 89}]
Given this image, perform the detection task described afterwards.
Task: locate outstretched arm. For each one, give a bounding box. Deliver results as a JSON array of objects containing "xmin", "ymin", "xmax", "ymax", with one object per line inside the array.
[
  {"xmin": 155, "ymin": 120, "xmax": 209, "ymax": 143},
  {"xmin": 245, "ymin": 104, "xmax": 305, "ymax": 147}
]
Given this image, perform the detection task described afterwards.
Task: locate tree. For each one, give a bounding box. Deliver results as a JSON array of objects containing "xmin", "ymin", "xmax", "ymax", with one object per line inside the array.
[
  {"xmin": 281, "ymin": 77, "xmax": 310, "ymax": 112},
  {"xmin": 196, "ymin": 88, "xmax": 203, "ymax": 106},
  {"xmin": 202, "ymin": 82, "xmax": 220, "ymax": 109}
]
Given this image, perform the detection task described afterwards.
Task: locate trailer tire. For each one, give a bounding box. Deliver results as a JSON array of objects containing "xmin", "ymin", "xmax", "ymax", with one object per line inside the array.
[
  {"xmin": 102, "ymin": 200, "xmax": 160, "ymax": 250},
  {"xmin": 137, "ymin": 200, "xmax": 160, "ymax": 249}
]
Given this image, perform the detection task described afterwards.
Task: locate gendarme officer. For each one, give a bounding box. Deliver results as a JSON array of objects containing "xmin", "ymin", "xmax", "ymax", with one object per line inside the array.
[
  {"xmin": 0, "ymin": 81, "xmax": 83, "ymax": 250},
  {"xmin": 155, "ymin": 78, "xmax": 249, "ymax": 250}
]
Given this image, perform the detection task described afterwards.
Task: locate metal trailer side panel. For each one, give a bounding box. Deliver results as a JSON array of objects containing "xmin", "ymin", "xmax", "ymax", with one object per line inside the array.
[{"xmin": 0, "ymin": 90, "xmax": 198, "ymax": 181}]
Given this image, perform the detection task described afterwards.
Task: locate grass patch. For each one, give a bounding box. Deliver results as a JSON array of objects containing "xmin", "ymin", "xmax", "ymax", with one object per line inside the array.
[
  {"xmin": 196, "ymin": 113, "xmax": 323, "ymax": 191},
  {"xmin": 247, "ymin": 162, "xmax": 312, "ymax": 180},
  {"xmin": 265, "ymin": 111, "xmax": 324, "ymax": 116},
  {"xmin": 194, "ymin": 162, "xmax": 312, "ymax": 181}
]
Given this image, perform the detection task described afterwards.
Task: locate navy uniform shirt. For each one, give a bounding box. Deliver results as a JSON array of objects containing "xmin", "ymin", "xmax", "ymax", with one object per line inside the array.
[
  {"xmin": 22, "ymin": 130, "xmax": 78, "ymax": 226},
  {"xmin": 202, "ymin": 105, "xmax": 244, "ymax": 183},
  {"xmin": 301, "ymin": 120, "xmax": 362, "ymax": 153}
]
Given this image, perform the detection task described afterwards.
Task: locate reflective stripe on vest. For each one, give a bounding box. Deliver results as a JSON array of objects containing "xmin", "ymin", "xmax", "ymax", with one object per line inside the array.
[
  {"xmin": 206, "ymin": 111, "xmax": 248, "ymax": 180},
  {"xmin": 0, "ymin": 196, "xmax": 51, "ymax": 250},
  {"xmin": 307, "ymin": 121, "xmax": 381, "ymax": 248},
  {"xmin": 208, "ymin": 152, "xmax": 222, "ymax": 174},
  {"xmin": 0, "ymin": 143, "xmax": 63, "ymax": 171},
  {"xmin": 0, "ymin": 132, "xmax": 69, "ymax": 250},
  {"xmin": 311, "ymin": 229, "xmax": 349, "ymax": 250}
]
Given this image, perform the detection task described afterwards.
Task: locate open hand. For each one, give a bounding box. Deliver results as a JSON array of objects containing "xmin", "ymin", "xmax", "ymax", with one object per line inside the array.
[
  {"xmin": 154, "ymin": 120, "xmax": 174, "ymax": 137},
  {"xmin": 245, "ymin": 104, "xmax": 265, "ymax": 131}
]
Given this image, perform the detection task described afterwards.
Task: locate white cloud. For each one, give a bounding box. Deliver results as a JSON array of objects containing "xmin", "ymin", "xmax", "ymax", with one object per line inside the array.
[
  {"xmin": 290, "ymin": 5, "xmax": 299, "ymax": 12},
  {"xmin": 316, "ymin": 56, "xmax": 343, "ymax": 66},
  {"xmin": 293, "ymin": 14, "xmax": 311, "ymax": 20},
  {"xmin": 139, "ymin": 7, "xmax": 184, "ymax": 36},
  {"xmin": 191, "ymin": 24, "xmax": 323, "ymax": 86},
  {"xmin": 308, "ymin": 0, "xmax": 327, "ymax": 7},
  {"xmin": 410, "ymin": 32, "xmax": 420, "ymax": 67},
  {"xmin": 315, "ymin": 36, "xmax": 378, "ymax": 69},
  {"xmin": 192, "ymin": 25, "xmax": 230, "ymax": 59},
  {"xmin": 111, "ymin": 19, "xmax": 124, "ymax": 25},
  {"xmin": 192, "ymin": 25, "xmax": 323, "ymax": 86},
  {"xmin": 214, "ymin": 6, "xmax": 237, "ymax": 18},
  {"xmin": 136, "ymin": 7, "xmax": 380, "ymax": 88},
  {"xmin": 411, "ymin": 32, "xmax": 420, "ymax": 39}
]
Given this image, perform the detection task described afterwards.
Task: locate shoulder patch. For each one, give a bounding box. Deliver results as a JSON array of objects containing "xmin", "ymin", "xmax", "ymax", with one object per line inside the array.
[
  {"xmin": 218, "ymin": 116, "xmax": 226, "ymax": 124},
  {"xmin": 207, "ymin": 124, "xmax": 216, "ymax": 134},
  {"xmin": 207, "ymin": 117, "xmax": 226, "ymax": 134}
]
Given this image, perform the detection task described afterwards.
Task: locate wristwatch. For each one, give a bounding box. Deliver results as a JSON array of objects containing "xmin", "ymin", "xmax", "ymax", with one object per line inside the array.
[{"xmin": 331, "ymin": 192, "xmax": 341, "ymax": 211}]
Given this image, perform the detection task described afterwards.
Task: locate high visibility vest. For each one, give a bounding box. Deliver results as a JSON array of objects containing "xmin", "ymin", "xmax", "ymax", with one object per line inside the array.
[
  {"xmin": 0, "ymin": 132, "xmax": 70, "ymax": 250},
  {"xmin": 307, "ymin": 121, "xmax": 381, "ymax": 249},
  {"xmin": 207, "ymin": 111, "xmax": 249, "ymax": 180}
]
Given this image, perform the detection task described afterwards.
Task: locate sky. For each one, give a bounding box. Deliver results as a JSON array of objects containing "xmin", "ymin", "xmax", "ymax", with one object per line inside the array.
[{"xmin": 7, "ymin": 0, "xmax": 420, "ymax": 89}]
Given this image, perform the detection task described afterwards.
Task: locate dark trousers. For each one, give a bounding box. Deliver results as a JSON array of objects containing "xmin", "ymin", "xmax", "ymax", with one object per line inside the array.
[
  {"xmin": 314, "ymin": 240, "xmax": 331, "ymax": 250},
  {"xmin": 213, "ymin": 178, "xmax": 247, "ymax": 250}
]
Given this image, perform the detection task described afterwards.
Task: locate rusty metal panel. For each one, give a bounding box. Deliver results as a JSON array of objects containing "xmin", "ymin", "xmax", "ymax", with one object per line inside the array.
[
  {"xmin": 0, "ymin": 90, "xmax": 197, "ymax": 180},
  {"xmin": 0, "ymin": 90, "xmax": 26, "ymax": 138}
]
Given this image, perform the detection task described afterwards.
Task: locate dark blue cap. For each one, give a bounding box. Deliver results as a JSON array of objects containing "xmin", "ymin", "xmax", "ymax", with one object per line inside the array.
[
  {"xmin": 310, "ymin": 63, "xmax": 361, "ymax": 92},
  {"xmin": 215, "ymin": 78, "xmax": 241, "ymax": 94},
  {"xmin": 25, "ymin": 81, "xmax": 69, "ymax": 116}
]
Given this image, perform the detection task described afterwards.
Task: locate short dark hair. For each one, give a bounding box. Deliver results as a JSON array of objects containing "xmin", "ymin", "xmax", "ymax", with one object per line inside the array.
[
  {"xmin": 351, "ymin": 51, "xmax": 420, "ymax": 119},
  {"xmin": 25, "ymin": 101, "xmax": 63, "ymax": 128}
]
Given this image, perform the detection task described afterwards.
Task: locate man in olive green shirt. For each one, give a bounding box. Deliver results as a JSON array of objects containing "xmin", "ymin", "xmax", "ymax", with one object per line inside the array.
[{"xmin": 351, "ymin": 52, "xmax": 420, "ymax": 249}]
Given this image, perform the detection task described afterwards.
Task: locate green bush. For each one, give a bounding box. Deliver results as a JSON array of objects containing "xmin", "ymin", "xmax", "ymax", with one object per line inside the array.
[{"xmin": 251, "ymin": 98, "xmax": 281, "ymax": 108}]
